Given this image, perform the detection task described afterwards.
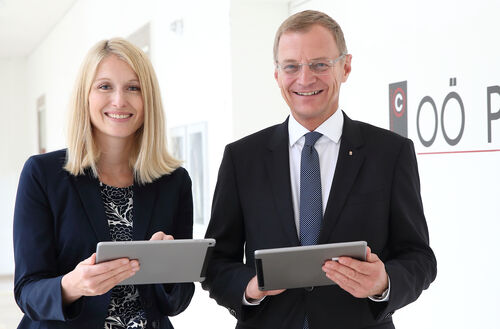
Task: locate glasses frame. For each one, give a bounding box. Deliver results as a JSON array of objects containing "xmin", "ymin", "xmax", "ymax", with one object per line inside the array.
[{"xmin": 276, "ymin": 53, "xmax": 347, "ymax": 76}]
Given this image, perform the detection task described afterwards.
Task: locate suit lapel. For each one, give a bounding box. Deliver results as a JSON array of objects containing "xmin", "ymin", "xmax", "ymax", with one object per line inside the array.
[
  {"xmin": 265, "ymin": 118, "xmax": 300, "ymax": 246},
  {"xmin": 132, "ymin": 181, "xmax": 156, "ymax": 240},
  {"xmin": 319, "ymin": 113, "xmax": 365, "ymax": 244},
  {"xmin": 72, "ymin": 171, "xmax": 111, "ymax": 242}
]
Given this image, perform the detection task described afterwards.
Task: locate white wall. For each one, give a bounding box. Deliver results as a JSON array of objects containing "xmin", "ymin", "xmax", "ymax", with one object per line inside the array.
[
  {"xmin": 289, "ymin": 1, "xmax": 500, "ymax": 329},
  {"xmin": 152, "ymin": 0, "xmax": 234, "ymax": 237},
  {"xmin": 230, "ymin": 0, "xmax": 289, "ymax": 139},
  {"xmin": 0, "ymin": 58, "xmax": 29, "ymax": 275}
]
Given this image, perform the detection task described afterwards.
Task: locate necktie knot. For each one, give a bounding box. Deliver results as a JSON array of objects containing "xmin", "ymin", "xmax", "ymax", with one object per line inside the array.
[{"xmin": 304, "ymin": 131, "xmax": 322, "ymax": 147}]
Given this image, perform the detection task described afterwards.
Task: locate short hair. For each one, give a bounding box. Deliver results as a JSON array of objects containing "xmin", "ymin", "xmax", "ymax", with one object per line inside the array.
[
  {"xmin": 64, "ymin": 38, "xmax": 180, "ymax": 184},
  {"xmin": 273, "ymin": 10, "xmax": 348, "ymax": 63}
]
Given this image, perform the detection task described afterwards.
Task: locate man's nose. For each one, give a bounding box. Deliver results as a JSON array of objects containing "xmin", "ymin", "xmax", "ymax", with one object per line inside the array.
[{"xmin": 297, "ymin": 64, "xmax": 316, "ymax": 85}]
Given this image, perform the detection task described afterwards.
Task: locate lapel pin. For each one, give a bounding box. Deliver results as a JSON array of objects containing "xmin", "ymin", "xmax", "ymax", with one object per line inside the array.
[{"xmin": 349, "ymin": 150, "xmax": 353, "ymax": 156}]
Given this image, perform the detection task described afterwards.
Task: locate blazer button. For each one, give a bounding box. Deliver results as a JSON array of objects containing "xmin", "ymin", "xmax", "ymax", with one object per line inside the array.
[
  {"xmin": 228, "ymin": 308, "xmax": 236, "ymax": 316},
  {"xmin": 305, "ymin": 286, "xmax": 314, "ymax": 292},
  {"xmin": 151, "ymin": 320, "xmax": 159, "ymax": 328}
]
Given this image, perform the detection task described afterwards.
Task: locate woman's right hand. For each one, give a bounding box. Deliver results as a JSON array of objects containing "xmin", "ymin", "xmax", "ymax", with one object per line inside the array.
[{"xmin": 60, "ymin": 253, "xmax": 139, "ymax": 305}]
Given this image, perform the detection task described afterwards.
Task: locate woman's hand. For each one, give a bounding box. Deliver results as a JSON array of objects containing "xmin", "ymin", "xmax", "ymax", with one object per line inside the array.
[
  {"xmin": 150, "ymin": 231, "xmax": 174, "ymax": 240},
  {"xmin": 60, "ymin": 253, "xmax": 139, "ymax": 305}
]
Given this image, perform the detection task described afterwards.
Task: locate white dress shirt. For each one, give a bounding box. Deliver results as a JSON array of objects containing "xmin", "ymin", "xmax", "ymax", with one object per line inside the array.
[{"xmin": 288, "ymin": 109, "xmax": 343, "ymax": 234}]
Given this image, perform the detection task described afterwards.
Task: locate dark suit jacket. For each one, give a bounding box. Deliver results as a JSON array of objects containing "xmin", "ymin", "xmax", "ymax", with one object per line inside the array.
[
  {"xmin": 13, "ymin": 149, "xmax": 195, "ymax": 329},
  {"xmin": 203, "ymin": 113, "xmax": 437, "ymax": 329}
]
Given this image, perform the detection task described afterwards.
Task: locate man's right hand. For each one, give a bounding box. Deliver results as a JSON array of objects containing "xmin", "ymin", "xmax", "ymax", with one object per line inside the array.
[
  {"xmin": 245, "ymin": 275, "xmax": 285, "ymax": 302},
  {"xmin": 61, "ymin": 253, "xmax": 140, "ymax": 305}
]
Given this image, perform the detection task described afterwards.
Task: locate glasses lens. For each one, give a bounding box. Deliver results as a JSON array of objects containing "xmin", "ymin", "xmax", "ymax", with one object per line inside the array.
[
  {"xmin": 282, "ymin": 63, "xmax": 300, "ymax": 74},
  {"xmin": 310, "ymin": 61, "xmax": 331, "ymax": 74}
]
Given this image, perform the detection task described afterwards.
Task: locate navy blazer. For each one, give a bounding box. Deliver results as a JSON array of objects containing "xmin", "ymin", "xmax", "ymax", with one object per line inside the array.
[
  {"xmin": 13, "ymin": 149, "xmax": 195, "ymax": 329},
  {"xmin": 203, "ymin": 113, "xmax": 437, "ymax": 329}
]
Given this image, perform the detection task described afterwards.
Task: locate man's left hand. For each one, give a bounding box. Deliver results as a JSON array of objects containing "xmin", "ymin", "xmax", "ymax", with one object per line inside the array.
[{"xmin": 322, "ymin": 246, "xmax": 388, "ymax": 298}]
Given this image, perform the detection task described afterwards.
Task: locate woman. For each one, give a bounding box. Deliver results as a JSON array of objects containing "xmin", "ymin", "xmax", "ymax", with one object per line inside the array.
[{"xmin": 13, "ymin": 38, "xmax": 194, "ymax": 329}]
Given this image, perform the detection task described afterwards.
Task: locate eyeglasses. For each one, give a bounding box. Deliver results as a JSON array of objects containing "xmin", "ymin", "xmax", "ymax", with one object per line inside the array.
[{"xmin": 276, "ymin": 53, "xmax": 347, "ymax": 76}]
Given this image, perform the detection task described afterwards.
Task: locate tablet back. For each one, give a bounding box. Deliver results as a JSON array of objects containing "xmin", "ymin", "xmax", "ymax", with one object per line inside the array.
[
  {"xmin": 254, "ymin": 241, "xmax": 366, "ymax": 290},
  {"xmin": 96, "ymin": 239, "xmax": 215, "ymax": 285}
]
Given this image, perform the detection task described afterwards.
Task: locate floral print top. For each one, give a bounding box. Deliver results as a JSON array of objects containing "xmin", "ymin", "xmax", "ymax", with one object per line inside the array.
[{"xmin": 99, "ymin": 183, "xmax": 147, "ymax": 329}]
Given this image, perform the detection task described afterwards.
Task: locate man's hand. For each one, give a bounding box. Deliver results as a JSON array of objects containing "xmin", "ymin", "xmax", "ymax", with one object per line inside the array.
[
  {"xmin": 245, "ymin": 275, "xmax": 285, "ymax": 302},
  {"xmin": 61, "ymin": 253, "xmax": 139, "ymax": 305},
  {"xmin": 322, "ymin": 246, "xmax": 388, "ymax": 298}
]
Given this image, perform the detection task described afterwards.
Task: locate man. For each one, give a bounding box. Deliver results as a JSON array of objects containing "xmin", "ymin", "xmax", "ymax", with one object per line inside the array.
[{"xmin": 203, "ymin": 10, "xmax": 436, "ymax": 329}]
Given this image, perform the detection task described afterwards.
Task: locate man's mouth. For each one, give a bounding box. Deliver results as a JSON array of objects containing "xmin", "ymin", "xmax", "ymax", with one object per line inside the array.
[{"xmin": 294, "ymin": 90, "xmax": 322, "ymax": 96}]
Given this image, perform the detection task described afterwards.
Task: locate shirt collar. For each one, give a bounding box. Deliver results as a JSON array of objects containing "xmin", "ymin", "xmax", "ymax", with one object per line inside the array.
[{"xmin": 288, "ymin": 109, "xmax": 344, "ymax": 147}]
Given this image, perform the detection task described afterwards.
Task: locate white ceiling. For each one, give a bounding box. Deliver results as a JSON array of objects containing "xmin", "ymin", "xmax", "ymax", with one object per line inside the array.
[
  {"xmin": 0, "ymin": 0, "xmax": 295, "ymax": 59},
  {"xmin": 0, "ymin": 0, "xmax": 77, "ymax": 58}
]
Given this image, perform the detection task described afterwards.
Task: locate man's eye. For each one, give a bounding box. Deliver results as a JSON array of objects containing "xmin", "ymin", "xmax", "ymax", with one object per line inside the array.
[
  {"xmin": 312, "ymin": 62, "xmax": 329, "ymax": 70},
  {"xmin": 283, "ymin": 64, "xmax": 299, "ymax": 72}
]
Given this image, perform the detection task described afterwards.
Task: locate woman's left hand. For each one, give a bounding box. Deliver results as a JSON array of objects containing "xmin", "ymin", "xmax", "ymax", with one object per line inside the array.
[{"xmin": 150, "ymin": 231, "xmax": 174, "ymax": 240}]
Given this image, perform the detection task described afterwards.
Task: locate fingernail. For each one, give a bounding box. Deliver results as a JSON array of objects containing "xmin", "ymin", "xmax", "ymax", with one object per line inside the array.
[{"xmin": 121, "ymin": 259, "xmax": 129, "ymax": 265}]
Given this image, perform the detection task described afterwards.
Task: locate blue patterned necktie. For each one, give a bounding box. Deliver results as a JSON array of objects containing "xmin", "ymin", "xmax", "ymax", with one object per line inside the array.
[
  {"xmin": 299, "ymin": 131, "xmax": 323, "ymax": 329},
  {"xmin": 300, "ymin": 131, "xmax": 323, "ymax": 246}
]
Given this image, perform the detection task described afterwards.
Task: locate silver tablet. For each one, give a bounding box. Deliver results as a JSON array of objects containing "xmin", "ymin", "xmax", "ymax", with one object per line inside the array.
[
  {"xmin": 96, "ymin": 239, "xmax": 215, "ymax": 285},
  {"xmin": 254, "ymin": 241, "xmax": 366, "ymax": 291}
]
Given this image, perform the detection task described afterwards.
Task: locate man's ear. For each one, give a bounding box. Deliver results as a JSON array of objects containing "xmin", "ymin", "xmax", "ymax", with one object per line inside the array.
[
  {"xmin": 274, "ymin": 69, "xmax": 282, "ymax": 88},
  {"xmin": 342, "ymin": 54, "xmax": 352, "ymax": 82}
]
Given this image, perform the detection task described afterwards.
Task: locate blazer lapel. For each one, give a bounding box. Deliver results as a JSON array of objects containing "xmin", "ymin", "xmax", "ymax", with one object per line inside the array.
[
  {"xmin": 319, "ymin": 112, "xmax": 365, "ymax": 244},
  {"xmin": 132, "ymin": 181, "xmax": 157, "ymax": 240},
  {"xmin": 71, "ymin": 172, "xmax": 111, "ymax": 242},
  {"xmin": 265, "ymin": 118, "xmax": 300, "ymax": 246}
]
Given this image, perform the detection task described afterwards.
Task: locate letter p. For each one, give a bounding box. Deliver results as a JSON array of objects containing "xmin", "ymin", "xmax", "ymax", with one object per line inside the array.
[{"xmin": 487, "ymin": 86, "xmax": 500, "ymax": 143}]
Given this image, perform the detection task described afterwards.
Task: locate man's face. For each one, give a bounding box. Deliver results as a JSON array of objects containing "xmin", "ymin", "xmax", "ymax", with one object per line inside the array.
[{"xmin": 275, "ymin": 24, "xmax": 351, "ymax": 130}]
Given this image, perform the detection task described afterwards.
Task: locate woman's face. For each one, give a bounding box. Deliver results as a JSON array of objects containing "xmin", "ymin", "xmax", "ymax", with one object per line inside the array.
[{"xmin": 88, "ymin": 54, "xmax": 144, "ymax": 145}]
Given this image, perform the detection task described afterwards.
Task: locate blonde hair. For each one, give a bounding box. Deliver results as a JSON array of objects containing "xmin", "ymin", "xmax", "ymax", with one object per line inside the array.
[
  {"xmin": 273, "ymin": 10, "xmax": 348, "ymax": 62},
  {"xmin": 65, "ymin": 38, "xmax": 180, "ymax": 184}
]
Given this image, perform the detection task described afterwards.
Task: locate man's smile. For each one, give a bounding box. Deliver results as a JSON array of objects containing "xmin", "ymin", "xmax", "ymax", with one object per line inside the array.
[{"xmin": 293, "ymin": 90, "xmax": 323, "ymax": 96}]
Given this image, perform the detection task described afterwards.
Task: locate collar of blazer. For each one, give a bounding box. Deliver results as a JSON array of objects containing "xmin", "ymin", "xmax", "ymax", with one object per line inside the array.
[
  {"xmin": 264, "ymin": 111, "xmax": 366, "ymax": 245},
  {"xmin": 70, "ymin": 167, "xmax": 157, "ymax": 242},
  {"xmin": 319, "ymin": 111, "xmax": 365, "ymax": 243}
]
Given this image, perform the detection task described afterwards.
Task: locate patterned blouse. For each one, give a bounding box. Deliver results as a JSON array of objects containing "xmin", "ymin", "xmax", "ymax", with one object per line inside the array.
[{"xmin": 99, "ymin": 182, "xmax": 147, "ymax": 329}]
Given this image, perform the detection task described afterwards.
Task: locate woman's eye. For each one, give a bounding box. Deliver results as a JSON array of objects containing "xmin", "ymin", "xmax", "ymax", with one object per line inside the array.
[
  {"xmin": 128, "ymin": 86, "xmax": 141, "ymax": 92},
  {"xmin": 98, "ymin": 84, "xmax": 111, "ymax": 90}
]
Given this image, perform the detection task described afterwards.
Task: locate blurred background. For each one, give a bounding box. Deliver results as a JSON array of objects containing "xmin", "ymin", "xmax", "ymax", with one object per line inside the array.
[{"xmin": 1, "ymin": 0, "xmax": 499, "ymax": 328}]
